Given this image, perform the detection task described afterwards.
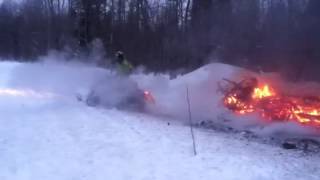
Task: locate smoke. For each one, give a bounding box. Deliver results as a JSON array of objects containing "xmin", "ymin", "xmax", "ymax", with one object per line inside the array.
[{"xmin": 39, "ymin": 39, "xmax": 108, "ymax": 66}]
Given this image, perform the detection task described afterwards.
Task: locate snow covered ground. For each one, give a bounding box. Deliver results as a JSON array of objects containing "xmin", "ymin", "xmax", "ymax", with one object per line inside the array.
[{"xmin": 0, "ymin": 61, "xmax": 320, "ymax": 180}]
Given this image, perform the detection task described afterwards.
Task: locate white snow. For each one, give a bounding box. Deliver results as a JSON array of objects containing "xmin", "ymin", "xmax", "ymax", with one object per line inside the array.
[{"xmin": 0, "ymin": 61, "xmax": 319, "ymax": 180}]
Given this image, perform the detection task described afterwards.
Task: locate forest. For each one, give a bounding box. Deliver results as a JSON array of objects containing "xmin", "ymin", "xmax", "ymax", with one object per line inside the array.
[{"xmin": 0, "ymin": 0, "xmax": 319, "ymax": 81}]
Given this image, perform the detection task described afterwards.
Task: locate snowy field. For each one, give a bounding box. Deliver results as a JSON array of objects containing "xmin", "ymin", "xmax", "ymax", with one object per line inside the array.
[{"xmin": 0, "ymin": 61, "xmax": 320, "ymax": 180}]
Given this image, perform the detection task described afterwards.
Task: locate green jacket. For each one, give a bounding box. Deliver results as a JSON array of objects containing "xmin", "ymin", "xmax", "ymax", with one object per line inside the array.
[{"xmin": 117, "ymin": 59, "xmax": 133, "ymax": 75}]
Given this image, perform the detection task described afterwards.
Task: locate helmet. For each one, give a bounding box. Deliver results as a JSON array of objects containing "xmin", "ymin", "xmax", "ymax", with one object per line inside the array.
[{"xmin": 116, "ymin": 51, "xmax": 125, "ymax": 63}]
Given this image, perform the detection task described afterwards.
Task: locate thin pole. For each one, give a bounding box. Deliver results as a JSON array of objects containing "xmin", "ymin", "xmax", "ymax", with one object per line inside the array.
[{"xmin": 186, "ymin": 85, "xmax": 197, "ymax": 156}]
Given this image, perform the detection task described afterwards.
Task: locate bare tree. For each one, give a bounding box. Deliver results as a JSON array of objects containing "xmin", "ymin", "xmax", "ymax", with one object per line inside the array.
[{"xmin": 0, "ymin": 0, "xmax": 319, "ymax": 81}]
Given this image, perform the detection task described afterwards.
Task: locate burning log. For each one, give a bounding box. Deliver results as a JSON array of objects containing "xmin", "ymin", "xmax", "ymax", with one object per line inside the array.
[{"xmin": 221, "ymin": 77, "xmax": 320, "ymax": 127}]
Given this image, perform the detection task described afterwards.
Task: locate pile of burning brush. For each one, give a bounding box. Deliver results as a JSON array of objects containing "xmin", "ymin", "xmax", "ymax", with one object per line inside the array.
[{"xmin": 219, "ymin": 77, "xmax": 320, "ymax": 127}]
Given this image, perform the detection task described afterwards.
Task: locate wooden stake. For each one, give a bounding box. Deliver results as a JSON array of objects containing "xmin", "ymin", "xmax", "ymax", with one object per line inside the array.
[{"xmin": 186, "ymin": 85, "xmax": 197, "ymax": 156}]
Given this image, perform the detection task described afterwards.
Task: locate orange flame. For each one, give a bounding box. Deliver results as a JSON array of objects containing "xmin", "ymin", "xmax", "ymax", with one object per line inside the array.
[
  {"xmin": 223, "ymin": 80, "xmax": 320, "ymax": 127},
  {"xmin": 252, "ymin": 85, "xmax": 274, "ymax": 99}
]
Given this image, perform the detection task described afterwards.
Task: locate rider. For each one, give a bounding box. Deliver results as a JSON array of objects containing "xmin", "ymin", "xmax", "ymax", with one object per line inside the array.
[{"xmin": 115, "ymin": 51, "xmax": 134, "ymax": 76}]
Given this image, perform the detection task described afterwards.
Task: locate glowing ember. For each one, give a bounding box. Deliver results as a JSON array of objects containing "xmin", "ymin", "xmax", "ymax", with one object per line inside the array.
[
  {"xmin": 223, "ymin": 78, "xmax": 320, "ymax": 126},
  {"xmin": 0, "ymin": 88, "xmax": 56, "ymax": 98},
  {"xmin": 144, "ymin": 90, "xmax": 156, "ymax": 104}
]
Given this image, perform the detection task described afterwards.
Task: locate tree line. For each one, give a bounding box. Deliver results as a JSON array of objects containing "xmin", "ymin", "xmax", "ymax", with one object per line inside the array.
[{"xmin": 0, "ymin": 0, "xmax": 319, "ymax": 81}]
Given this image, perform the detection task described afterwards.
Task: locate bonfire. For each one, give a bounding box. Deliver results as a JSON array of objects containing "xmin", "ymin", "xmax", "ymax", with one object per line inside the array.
[{"xmin": 222, "ymin": 78, "xmax": 320, "ymax": 126}]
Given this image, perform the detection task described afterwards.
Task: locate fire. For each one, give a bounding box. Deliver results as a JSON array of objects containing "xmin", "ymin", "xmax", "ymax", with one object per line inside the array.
[
  {"xmin": 252, "ymin": 85, "xmax": 274, "ymax": 99},
  {"xmin": 0, "ymin": 88, "xmax": 56, "ymax": 98},
  {"xmin": 223, "ymin": 78, "xmax": 320, "ymax": 127}
]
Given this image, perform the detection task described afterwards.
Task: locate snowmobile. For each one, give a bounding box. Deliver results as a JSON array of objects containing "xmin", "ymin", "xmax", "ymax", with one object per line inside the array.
[{"xmin": 85, "ymin": 76, "xmax": 155, "ymax": 111}]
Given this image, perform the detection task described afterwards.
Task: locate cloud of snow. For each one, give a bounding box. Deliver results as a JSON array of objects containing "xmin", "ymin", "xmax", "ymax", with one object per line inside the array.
[
  {"xmin": 2, "ymin": 50, "xmax": 320, "ymax": 138},
  {"xmin": 2, "ymin": 49, "xmax": 147, "ymax": 111},
  {"xmin": 132, "ymin": 63, "xmax": 241, "ymax": 120},
  {"xmin": 6, "ymin": 61, "xmax": 108, "ymax": 97}
]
